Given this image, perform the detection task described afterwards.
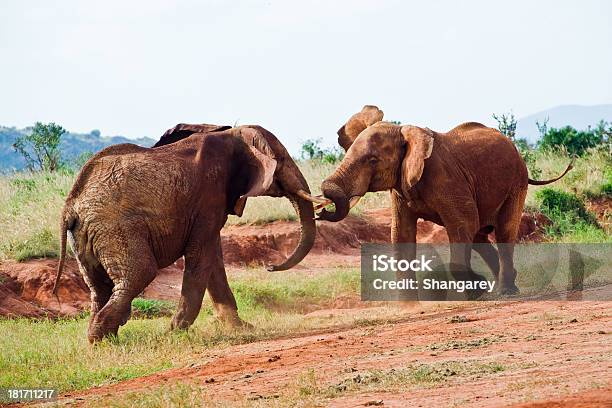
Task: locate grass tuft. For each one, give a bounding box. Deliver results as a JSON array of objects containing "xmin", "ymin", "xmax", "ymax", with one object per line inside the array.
[{"xmin": 131, "ymin": 298, "xmax": 175, "ymax": 319}]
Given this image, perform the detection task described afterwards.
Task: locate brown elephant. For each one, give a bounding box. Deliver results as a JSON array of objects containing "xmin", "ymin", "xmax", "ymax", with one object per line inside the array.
[
  {"xmin": 54, "ymin": 124, "xmax": 323, "ymax": 342},
  {"xmin": 318, "ymin": 106, "xmax": 573, "ymax": 295}
]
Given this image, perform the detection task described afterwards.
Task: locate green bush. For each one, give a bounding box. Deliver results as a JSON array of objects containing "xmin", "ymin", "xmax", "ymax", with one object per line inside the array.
[
  {"xmin": 535, "ymin": 188, "xmax": 604, "ymax": 241},
  {"xmin": 538, "ymin": 123, "xmax": 609, "ymax": 156},
  {"xmin": 130, "ymin": 298, "xmax": 175, "ymax": 319},
  {"xmin": 601, "ymin": 181, "xmax": 612, "ymax": 197}
]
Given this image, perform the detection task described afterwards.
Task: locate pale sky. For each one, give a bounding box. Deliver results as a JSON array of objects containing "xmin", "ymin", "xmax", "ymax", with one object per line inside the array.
[{"xmin": 2, "ymin": 0, "xmax": 611, "ymax": 154}]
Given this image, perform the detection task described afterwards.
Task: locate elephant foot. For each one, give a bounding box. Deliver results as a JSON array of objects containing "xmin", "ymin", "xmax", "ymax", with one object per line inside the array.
[
  {"xmin": 170, "ymin": 316, "xmax": 191, "ymax": 331},
  {"xmin": 499, "ymin": 283, "xmax": 520, "ymax": 297},
  {"xmin": 119, "ymin": 305, "xmax": 132, "ymax": 327},
  {"xmin": 212, "ymin": 304, "xmax": 252, "ymax": 329},
  {"xmin": 87, "ymin": 323, "xmax": 118, "ymax": 344},
  {"xmin": 466, "ymin": 286, "xmax": 488, "ymax": 300},
  {"xmin": 449, "ymin": 269, "xmax": 490, "ymax": 300},
  {"xmin": 87, "ymin": 332, "xmax": 103, "ymax": 344},
  {"xmin": 215, "ymin": 313, "xmax": 253, "ymax": 329}
]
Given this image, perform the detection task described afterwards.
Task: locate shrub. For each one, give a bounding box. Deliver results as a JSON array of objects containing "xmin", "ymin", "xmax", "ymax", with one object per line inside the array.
[
  {"xmin": 493, "ymin": 112, "xmax": 541, "ymax": 178},
  {"xmin": 130, "ymin": 298, "xmax": 175, "ymax": 318},
  {"xmin": 535, "ymin": 188, "xmax": 602, "ymax": 240},
  {"xmin": 538, "ymin": 124, "xmax": 608, "ymax": 156},
  {"xmin": 601, "ymin": 181, "xmax": 612, "ymax": 197}
]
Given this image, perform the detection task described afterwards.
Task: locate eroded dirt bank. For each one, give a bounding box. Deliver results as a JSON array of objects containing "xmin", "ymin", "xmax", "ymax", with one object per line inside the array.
[{"xmin": 53, "ymin": 297, "xmax": 611, "ymax": 407}]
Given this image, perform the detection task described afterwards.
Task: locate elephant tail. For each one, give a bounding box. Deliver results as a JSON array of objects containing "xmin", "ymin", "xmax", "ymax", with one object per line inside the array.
[
  {"xmin": 53, "ymin": 208, "xmax": 75, "ymax": 296},
  {"xmin": 528, "ymin": 158, "xmax": 575, "ymax": 185}
]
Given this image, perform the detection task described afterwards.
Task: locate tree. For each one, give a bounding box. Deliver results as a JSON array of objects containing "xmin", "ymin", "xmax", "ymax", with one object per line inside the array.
[
  {"xmin": 493, "ymin": 111, "xmax": 541, "ymax": 178},
  {"xmin": 538, "ymin": 125, "xmax": 605, "ymax": 155},
  {"xmin": 492, "ymin": 112, "xmax": 517, "ymax": 141},
  {"xmin": 536, "ymin": 117, "xmax": 549, "ymax": 138},
  {"xmin": 12, "ymin": 122, "xmax": 66, "ymax": 171},
  {"xmin": 300, "ymin": 138, "xmax": 344, "ymax": 164}
]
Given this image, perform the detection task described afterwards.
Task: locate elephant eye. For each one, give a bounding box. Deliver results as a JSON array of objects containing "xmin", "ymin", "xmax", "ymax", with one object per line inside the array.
[{"xmin": 369, "ymin": 156, "xmax": 379, "ymax": 164}]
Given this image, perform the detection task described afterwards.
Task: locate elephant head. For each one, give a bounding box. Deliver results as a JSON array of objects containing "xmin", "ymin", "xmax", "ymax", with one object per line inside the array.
[
  {"xmin": 337, "ymin": 105, "xmax": 384, "ymax": 151},
  {"xmin": 155, "ymin": 123, "xmax": 321, "ymax": 271},
  {"xmin": 318, "ymin": 122, "xmax": 434, "ymax": 222}
]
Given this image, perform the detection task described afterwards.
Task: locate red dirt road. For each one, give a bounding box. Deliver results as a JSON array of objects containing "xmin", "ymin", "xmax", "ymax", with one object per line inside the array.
[{"xmin": 55, "ymin": 297, "xmax": 611, "ymax": 407}]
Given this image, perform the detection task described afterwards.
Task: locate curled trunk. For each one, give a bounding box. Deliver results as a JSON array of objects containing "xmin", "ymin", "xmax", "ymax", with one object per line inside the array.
[
  {"xmin": 317, "ymin": 180, "xmax": 350, "ymax": 222},
  {"xmin": 267, "ymin": 195, "xmax": 316, "ymax": 271}
]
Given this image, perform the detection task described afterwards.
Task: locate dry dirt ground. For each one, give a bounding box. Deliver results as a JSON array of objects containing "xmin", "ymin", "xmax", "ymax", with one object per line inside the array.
[
  {"xmin": 53, "ymin": 298, "xmax": 611, "ymax": 407},
  {"xmin": 2, "ymin": 210, "xmax": 610, "ymax": 407}
]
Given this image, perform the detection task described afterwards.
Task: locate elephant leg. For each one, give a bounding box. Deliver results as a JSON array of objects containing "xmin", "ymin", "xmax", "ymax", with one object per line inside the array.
[
  {"xmin": 75, "ymin": 259, "xmax": 112, "ymax": 315},
  {"xmin": 440, "ymin": 206, "xmax": 487, "ymax": 299},
  {"xmin": 390, "ymin": 191, "xmax": 419, "ymax": 301},
  {"xmin": 495, "ymin": 192, "xmax": 526, "ymax": 295},
  {"xmin": 472, "ymin": 232, "xmax": 500, "ymax": 280},
  {"xmin": 88, "ymin": 249, "xmax": 157, "ymax": 343},
  {"xmin": 205, "ymin": 241, "xmax": 247, "ymax": 327},
  {"xmin": 207, "ymin": 270, "xmax": 249, "ymax": 328},
  {"xmin": 170, "ymin": 237, "xmax": 219, "ymax": 330},
  {"xmin": 73, "ymin": 254, "xmax": 113, "ymax": 336},
  {"xmin": 391, "ymin": 190, "xmax": 417, "ymax": 244}
]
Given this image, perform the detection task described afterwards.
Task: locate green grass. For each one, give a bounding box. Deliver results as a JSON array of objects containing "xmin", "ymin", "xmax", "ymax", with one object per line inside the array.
[
  {"xmin": 131, "ymin": 298, "xmax": 176, "ymax": 318},
  {"xmin": 0, "ymin": 171, "xmax": 72, "ymax": 260},
  {"xmin": 0, "ymin": 268, "xmax": 363, "ymax": 395},
  {"xmin": 0, "ymin": 149, "xmax": 608, "ymax": 261},
  {"xmin": 525, "ymin": 148, "xmax": 611, "ymax": 205}
]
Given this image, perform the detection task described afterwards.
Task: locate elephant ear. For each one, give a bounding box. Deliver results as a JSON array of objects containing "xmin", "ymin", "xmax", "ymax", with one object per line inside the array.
[
  {"xmin": 153, "ymin": 123, "xmax": 232, "ymax": 147},
  {"xmin": 337, "ymin": 105, "xmax": 384, "ymax": 151},
  {"xmin": 400, "ymin": 126, "xmax": 434, "ymax": 195},
  {"xmin": 233, "ymin": 129, "xmax": 278, "ymax": 216},
  {"xmin": 235, "ymin": 126, "xmax": 276, "ymax": 159}
]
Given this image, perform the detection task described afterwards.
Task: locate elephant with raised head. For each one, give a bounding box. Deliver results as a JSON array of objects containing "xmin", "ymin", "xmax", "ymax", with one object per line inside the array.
[
  {"xmin": 54, "ymin": 124, "xmax": 322, "ymax": 342},
  {"xmin": 318, "ymin": 106, "xmax": 573, "ymax": 295}
]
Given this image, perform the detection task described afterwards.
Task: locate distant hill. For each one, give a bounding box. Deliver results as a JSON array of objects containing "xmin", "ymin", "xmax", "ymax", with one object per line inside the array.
[
  {"xmin": 0, "ymin": 126, "xmax": 156, "ymax": 171},
  {"xmin": 516, "ymin": 104, "xmax": 612, "ymax": 143}
]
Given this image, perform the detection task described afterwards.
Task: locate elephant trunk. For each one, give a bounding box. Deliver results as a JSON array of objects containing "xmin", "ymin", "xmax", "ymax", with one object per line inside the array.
[
  {"xmin": 317, "ymin": 180, "xmax": 350, "ymax": 222},
  {"xmin": 267, "ymin": 195, "xmax": 316, "ymax": 271}
]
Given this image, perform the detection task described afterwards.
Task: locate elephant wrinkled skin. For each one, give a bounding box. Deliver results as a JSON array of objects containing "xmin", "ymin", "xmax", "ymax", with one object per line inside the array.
[
  {"xmin": 54, "ymin": 125, "xmax": 316, "ymax": 343},
  {"xmin": 319, "ymin": 106, "xmax": 573, "ymax": 295}
]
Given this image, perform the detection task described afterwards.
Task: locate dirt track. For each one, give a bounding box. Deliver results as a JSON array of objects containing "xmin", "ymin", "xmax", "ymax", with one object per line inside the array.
[{"xmin": 52, "ymin": 297, "xmax": 611, "ymax": 407}]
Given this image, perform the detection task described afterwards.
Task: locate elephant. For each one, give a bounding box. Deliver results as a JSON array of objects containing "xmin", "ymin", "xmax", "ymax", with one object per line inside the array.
[
  {"xmin": 317, "ymin": 106, "xmax": 573, "ymax": 295},
  {"xmin": 53, "ymin": 124, "xmax": 324, "ymax": 342}
]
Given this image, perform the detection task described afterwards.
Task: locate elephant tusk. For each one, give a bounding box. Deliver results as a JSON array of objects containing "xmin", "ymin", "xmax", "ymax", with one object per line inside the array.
[
  {"xmin": 314, "ymin": 196, "xmax": 361, "ymax": 212},
  {"xmin": 314, "ymin": 201, "xmax": 334, "ymax": 211},
  {"xmin": 296, "ymin": 189, "xmax": 332, "ymax": 205},
  {"xmin": 349, "ymin": 195, "xmax": 362, "ymax": 209}
]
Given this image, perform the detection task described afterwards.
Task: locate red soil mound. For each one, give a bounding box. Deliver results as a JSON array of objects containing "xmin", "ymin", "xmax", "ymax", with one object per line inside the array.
[{"xmin": 0, "ymin": 209, "xmax": 546, "ymax": 318}]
